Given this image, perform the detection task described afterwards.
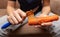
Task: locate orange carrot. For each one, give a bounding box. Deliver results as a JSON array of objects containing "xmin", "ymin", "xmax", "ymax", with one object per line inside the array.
[{"xmin": 26, "ymin": 10, "xmax": 59, "ymax": 25}]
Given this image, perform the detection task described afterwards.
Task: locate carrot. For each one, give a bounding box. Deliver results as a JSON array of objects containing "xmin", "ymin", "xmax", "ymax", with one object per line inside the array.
[{"xmin": 26, "ymin": 10, "xmax": 59, "ymax": 25}]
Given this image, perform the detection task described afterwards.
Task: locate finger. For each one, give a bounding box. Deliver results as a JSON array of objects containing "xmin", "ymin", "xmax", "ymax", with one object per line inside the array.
[
  {"xmin": 13, "ymin": 11, "xmax": 23, "ymax": 23},
  {"xmin": 41, "ymin": 22, "xmax": 52, "ymax": 26},
  {"xmin": 10, "ymin": 14, "xmax": 18, "ymax": 24},
  {"xmin": 7, "ymin": 16, "xmax": 14, "ymax": 25},
  {"xmin": 17, "ymin": 9, "xmax": 26, "ymax": 20},
  {"xmin": 34, "ymin": 25, "xmax": 41, "ymax": 28}
]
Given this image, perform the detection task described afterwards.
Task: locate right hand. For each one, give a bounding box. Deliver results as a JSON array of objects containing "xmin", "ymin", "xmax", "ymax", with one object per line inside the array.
[{"xmin": 7, "ymin": 9, "xmax": 26, "ymax": 25}]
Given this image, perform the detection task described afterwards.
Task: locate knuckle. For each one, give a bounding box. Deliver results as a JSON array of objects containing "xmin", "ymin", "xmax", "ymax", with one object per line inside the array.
[
  {"xmin": 19, "ymin": 19, "xmax": 23, "ymax": 22},
  {"xmin": 15, "ymin": 21, "xmax": 18, "ymax": 24},
  {"xmin": 22, "ymin": 14, "xmax": 26, "ymax": 18}
]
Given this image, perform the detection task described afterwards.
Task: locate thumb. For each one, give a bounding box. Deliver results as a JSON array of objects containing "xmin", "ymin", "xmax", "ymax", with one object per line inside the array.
[{"xmin": 41, "ymin": 22, "xmax": 52, "ymax": 26}]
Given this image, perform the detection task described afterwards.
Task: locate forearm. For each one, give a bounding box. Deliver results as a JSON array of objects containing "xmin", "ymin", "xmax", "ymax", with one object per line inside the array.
[
  {"xmin": 7, "ymin": 1, "xmax": 16, "ymax": 15},
  {"xmin": 7, "ymin": 6, "xmax": 15, "ymax": 14},
  {"xmin": 41, "ymin": 5, "xmax": 51, "ymax": 15}
]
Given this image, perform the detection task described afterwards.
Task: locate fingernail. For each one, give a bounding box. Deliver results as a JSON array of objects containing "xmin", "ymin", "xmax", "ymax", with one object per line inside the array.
[{"xmin": 41, "ymin": 24, "xmax": 44, "ymax": 26}]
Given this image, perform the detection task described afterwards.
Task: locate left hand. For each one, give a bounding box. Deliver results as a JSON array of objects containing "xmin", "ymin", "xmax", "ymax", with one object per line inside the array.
[{"xmin": 34, "ymin": 14, "xmax": 52, "ymax": 27}]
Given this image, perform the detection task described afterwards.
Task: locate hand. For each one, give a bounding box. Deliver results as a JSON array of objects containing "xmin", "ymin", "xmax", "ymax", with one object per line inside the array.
[
  {"xmin": 35, "ymin": 14, "xmax": 52, "ymax": 27},
  {"xmin": 7, "ymin": 9, "xmax": 26, "ymax": 25}
]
